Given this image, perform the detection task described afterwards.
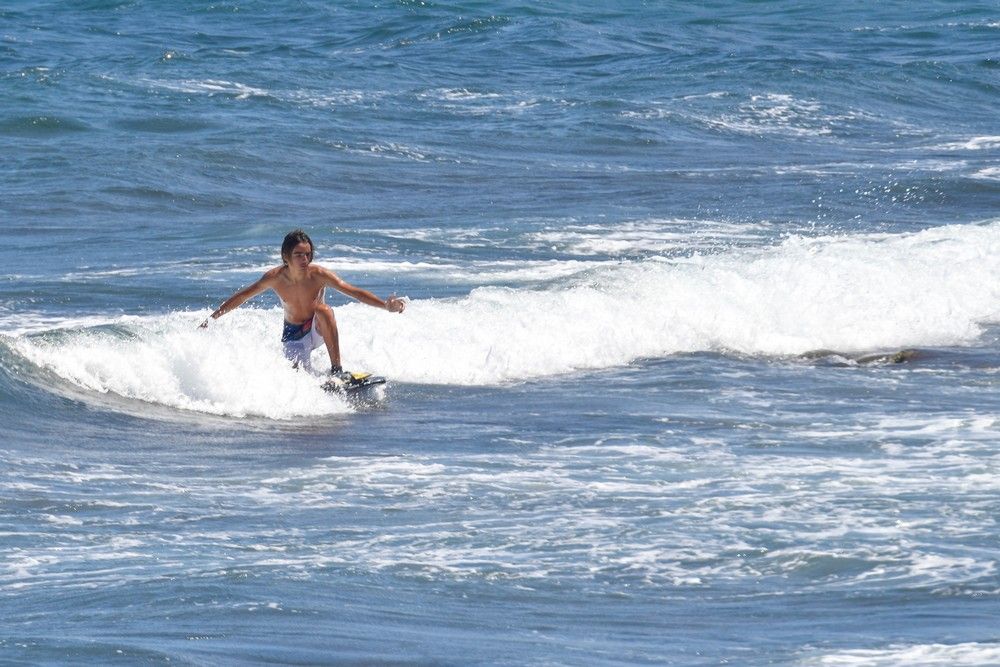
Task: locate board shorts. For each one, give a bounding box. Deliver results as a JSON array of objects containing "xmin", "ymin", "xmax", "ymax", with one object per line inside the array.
[{"xmin": 281, "ymin": 316, "xmax": 324, "ymax": 370}]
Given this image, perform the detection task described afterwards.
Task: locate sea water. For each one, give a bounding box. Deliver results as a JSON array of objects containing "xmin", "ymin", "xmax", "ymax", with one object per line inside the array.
[{"xmin": 2, "ymin": 1, "xmax": 999, "ymax": 664}]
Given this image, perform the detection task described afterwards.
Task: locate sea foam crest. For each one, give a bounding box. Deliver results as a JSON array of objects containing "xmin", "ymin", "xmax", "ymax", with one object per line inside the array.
[
  {"xmin": 971, "ymin": 166, "xmax": 1000, "ymax": 182},
  {"xmin": 9, "ymin": 221, "xmax": 1000, "ymax": 415},
  {"xmin": 936, "ymin": 135, "xmax": 1000, "ymax": 151},
  {"xmin": 703, "ymin": 93, "xmax": 868, "ymax": 138},
  {"xmin": 12, "ymin": 315, "xmax": 352, "ymax": 419},
  {"xmin": 802, "ymin": 642, "xmax": 1000, "ymax": 666},
  {"xmin": 352, "ymin": 220, "xmax": 1000, "ymax": 384}
]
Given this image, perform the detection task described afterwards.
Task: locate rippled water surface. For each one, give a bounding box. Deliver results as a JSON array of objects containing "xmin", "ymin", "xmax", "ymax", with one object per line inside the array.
[{"xmin": 2, "ymin": 1, "xmax": 999, "ymax": 664}]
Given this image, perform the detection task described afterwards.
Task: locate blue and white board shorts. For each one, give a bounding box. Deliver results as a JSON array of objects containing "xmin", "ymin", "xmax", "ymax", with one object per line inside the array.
[{"xmin": 281, "ymin": 317, "xmax": 323, "ymax": 370}]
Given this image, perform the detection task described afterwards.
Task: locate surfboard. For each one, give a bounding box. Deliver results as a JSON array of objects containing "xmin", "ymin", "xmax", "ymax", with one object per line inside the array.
[{"xmin": 321, "ymin": 371, "xmax": 387, "ymax": 394}]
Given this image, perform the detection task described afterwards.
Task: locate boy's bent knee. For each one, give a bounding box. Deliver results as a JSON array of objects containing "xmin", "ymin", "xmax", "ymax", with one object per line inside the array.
[{"xmin": 314, "ymin": 304, "xmax": 337, "ymax": 331}]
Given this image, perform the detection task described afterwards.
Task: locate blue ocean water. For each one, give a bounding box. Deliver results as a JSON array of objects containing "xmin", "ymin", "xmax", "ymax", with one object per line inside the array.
[{"xmin": 2, "ymin": 1, "xmax": 1000, "ymax": 664}]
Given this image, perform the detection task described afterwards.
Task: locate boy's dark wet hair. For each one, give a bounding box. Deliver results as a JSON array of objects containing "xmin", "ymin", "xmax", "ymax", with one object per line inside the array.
[{"xmin": 281, "ymin": 229, "xmax": 314, "ymax": 265}]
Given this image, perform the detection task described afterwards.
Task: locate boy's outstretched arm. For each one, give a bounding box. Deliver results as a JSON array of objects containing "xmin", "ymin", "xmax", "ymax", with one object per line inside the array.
[
  {"xmin": 322, "ymin": 268, "xmax": 405, "ymax": 313},
  {"xmin": 199, "ymin": 272, "xmax": 277, "ymax": 327}
]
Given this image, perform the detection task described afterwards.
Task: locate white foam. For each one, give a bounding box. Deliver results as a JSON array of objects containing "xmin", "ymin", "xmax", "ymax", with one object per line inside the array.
[
  {"xmin": 803, "ymin": 642, "xmax": 1000, "ymax": 666},
  {"xmin": 41, "ymin": 514, "xmax": 83, "ymax": 526},
  {"xmin": 526, "ymin": 219, "xmax": 776, "ymax": 256},
  {"xmin": 345, "ymin": 221, "xmax": 1000, "ymax": 384},
  {"xmin": 319, "ymin": 140, "xmax": 437, "ymax": 162},
  {"xmin": 288, "ymin": 88, "xmax": 380, "ymax": 108},
  {"xmin": 971, "ymin": 166, "xmax": 1000, "ymax": 182},
  {"xmin": 680, "ymin": 91, "xmax": 729, "ymax": 101},
  {"xmin": 702, "ymin": 93, "xmax": 867, "ymax": 138},
  {"xmin": 0, "ymin": 314, "xmax": 126, "ymax": 337},
  {"xmin": 936, "ymin": 135, "xmax": 1000, "ymax": 151},
  {"xmin": 138, "ymin": 77, "xmax": 270, "ymax": 100},
  {"xmin": 433, "ymin": 88, "xmax": 503, "ymax": 102},
  {"xmin": 10, "ymin": 222, "xmax": 1000, "ymax": 412},
  {"xmin": 417, "ymin": 87, "xmax": 539, "ymax": 115},
  {"xmin": 4, "ymin": 415, "xmax": 996, "ymax": 593},
  {"xmin": 12, "ymin": 313, "xmax": 352, "ymax": 419}
]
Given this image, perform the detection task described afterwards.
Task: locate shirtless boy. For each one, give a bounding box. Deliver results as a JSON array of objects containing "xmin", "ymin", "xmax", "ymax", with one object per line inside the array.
[{"xmin": 201, "ymin": 229, "xmax": 405, "ymax": 381}]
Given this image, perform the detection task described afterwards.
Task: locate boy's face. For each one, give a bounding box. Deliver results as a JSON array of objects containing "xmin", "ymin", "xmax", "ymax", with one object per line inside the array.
[{"xmin": 286, "ymin": 241, "xmax": 313, "ymax": 269}]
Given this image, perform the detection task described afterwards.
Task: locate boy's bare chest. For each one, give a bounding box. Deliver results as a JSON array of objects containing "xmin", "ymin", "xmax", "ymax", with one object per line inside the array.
[{"xmin": 273, "ymin": 277, "xmax": 324, "ymax": 306}]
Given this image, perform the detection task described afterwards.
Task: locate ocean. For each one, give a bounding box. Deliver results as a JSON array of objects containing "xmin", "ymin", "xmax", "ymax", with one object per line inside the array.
[{"xmin": 2, "ymin": 1, "xmax": 999, "ymax": 664}]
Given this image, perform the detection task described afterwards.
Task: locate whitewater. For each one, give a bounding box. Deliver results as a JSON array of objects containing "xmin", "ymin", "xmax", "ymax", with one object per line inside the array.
[{"xmin": 7, "ymin": 221, "xmax": 1000, "ymax": 419}]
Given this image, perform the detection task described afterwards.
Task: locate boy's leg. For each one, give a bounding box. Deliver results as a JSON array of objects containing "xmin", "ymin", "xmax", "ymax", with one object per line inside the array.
[{"xmin": 313, "ymin": 303, "xmax": 342, "ymax": 371}]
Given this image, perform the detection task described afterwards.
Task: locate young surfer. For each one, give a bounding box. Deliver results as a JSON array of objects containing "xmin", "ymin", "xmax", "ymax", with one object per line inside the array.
[{"xmin": 200, "ymin": 229, "xmax": 405, "ymax": 384}]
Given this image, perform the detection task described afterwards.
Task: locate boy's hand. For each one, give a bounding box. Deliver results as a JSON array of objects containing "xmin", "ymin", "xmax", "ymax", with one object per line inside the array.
[{"xmin": 385, "ymin": 295, "xmax": 406, "ymax": 313}]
